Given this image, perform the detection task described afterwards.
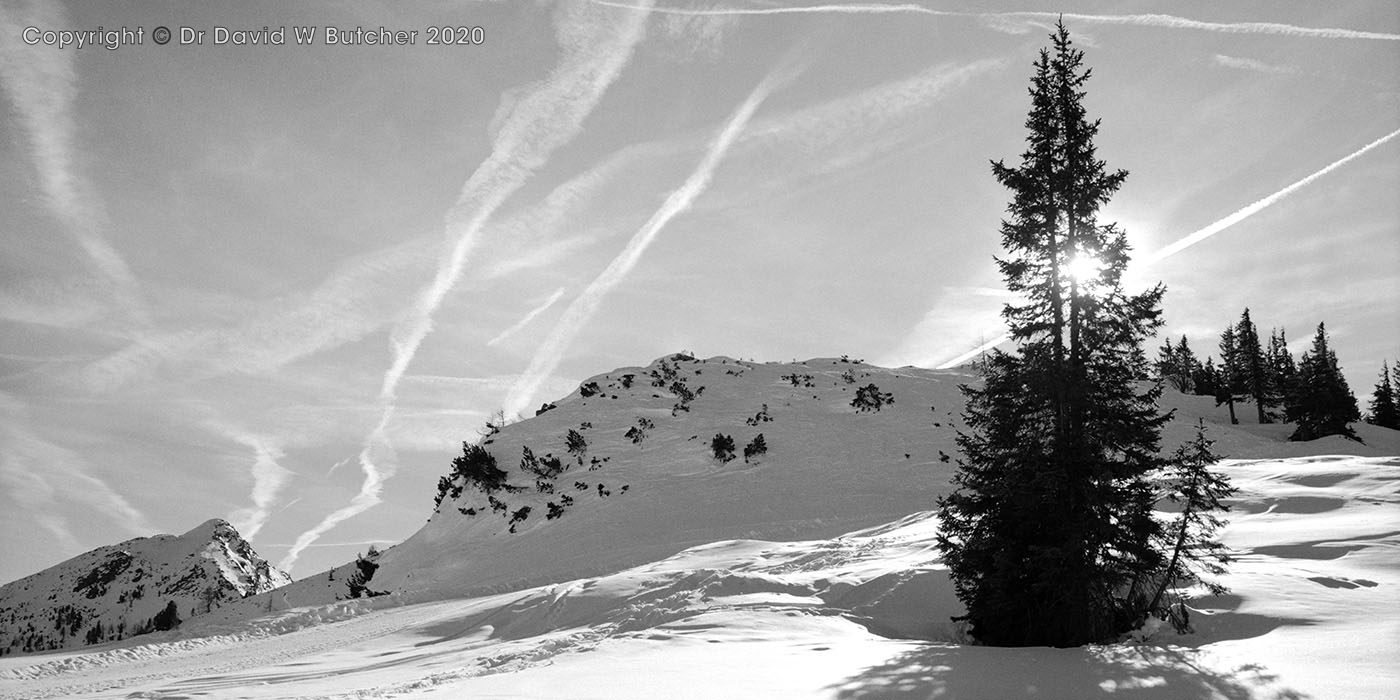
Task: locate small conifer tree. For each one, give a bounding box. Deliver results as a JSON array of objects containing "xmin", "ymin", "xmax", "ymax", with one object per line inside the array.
[
  {"xmin": 152, "ymin": 601, "xmax": 181, "ymax": 631},
  {"xmin": 1146, "ymin": 419, "xmax": 1235, "ymax": 633},
  {"xmin": 1366, "ymin": 360, "xmax": 1399, "ymax": 429}
]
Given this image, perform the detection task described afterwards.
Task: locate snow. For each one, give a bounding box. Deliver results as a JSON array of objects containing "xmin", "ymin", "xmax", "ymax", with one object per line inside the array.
[
  {"xmin": 0, "ymin": 518, "xmax": 291, "ymax": 656},
  {"xmin": 1, "ymin": 356, "xmax": 1395, "ymax": 699}
]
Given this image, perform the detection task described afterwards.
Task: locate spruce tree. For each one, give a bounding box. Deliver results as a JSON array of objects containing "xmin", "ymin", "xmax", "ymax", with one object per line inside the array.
[
  {"xmin": 1285, "ymin": 322, "xmax": 1361, "ymax": 441},
  {"xmin": 1192, "ymin": 356, "xmax": 1219, "ymax": 398},
  {"xmin": 1148, "ymin": 419, "xmax": 1235, "ymax": 633},
  {"xmin": 1234, "ymin": 309, "xmax": 1275, "ymax": 423},
  {"xmin": 1369, "ymin": 361, "xmax": 1400, "ymax": 429},
  {"xmin": 936, "ymin": 23, "xmax": 1168, "ymax": 647},
  {"xmin": 1216, "ymin": 327, "xmax": 1242, "ymax": 425},
  {"xmin": 1155, "ymin": 335, "xmax": 1199, "ymax": 393},
  {"xmin": 1267, "ymin": 328, "xmax": 1296, "ymax": 422}
]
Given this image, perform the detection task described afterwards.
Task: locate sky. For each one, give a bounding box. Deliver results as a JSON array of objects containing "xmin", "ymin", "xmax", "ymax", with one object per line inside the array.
[{"xmin": 0, "ymin": 0, "xmax": 1396, "ymax": 585}]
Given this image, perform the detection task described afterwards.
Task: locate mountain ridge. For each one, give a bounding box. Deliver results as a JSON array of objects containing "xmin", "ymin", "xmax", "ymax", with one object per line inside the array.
[{"xmin": 0, "ymin": 517, "xmax": 290, "ymax": 656}]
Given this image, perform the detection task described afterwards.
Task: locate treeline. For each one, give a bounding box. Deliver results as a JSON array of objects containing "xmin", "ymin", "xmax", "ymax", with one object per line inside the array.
[{"xmin": 1155, "ymin": 307, "xmax": 1397, "ymax": 440}]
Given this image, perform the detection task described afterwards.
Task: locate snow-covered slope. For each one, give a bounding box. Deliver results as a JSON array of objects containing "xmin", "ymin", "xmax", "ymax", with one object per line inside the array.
[
  {"xmin": 202, "ymin": 354, "xmax": 1397, "ymax": 620},
  {"xmin": 210, "ymin": 355, "xmax": 975, "ymax": 614},
  {"xmin": 1, "ymin": 354, "xmax": 1395, "ymax": 699},
  {"xmin": 1, "ymin": 454, "xmax": 1395, "ymax": 699},
  {"xmin": 0, "ymin": 519, "xmax": 290, "ymax": 656}
]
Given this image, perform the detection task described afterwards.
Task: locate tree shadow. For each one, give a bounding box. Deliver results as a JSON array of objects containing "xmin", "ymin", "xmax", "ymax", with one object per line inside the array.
[{"xmin": 827, "ymin": 642, "xmax": 1310, "ymax": 700}]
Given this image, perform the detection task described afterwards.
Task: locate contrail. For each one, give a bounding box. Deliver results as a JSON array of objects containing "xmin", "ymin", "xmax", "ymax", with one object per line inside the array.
[
  {"xmin": 280, "ymin": 2, "xmax": 653, "ymax": 571},
  {"xmin": 487, "ymin": 288, "xmax": 568, "ymax": 347},
  {"xmin": 1144, "ymin": 127, "xmax": 1400, "ymax": 263},
  {"xmin": 937, "ymin": 335, "xmax": 1009, "ymax": 369},
  {"xmin": 501, "ymin": 65, "xmax": 794, "ymax": 418},
  {"xmin": 0, "ymin": 1, "xmax": 147, "ymax": 322},
  {"xmin": 280, "ymin": 414, "xmax": 392, "ymax": 572},
  {"xmin": 592, "ymin": 1, "xmax": 1400, "ymax": 41},
  {"xmin": 226, "ymin": 436, "xmax": 292, "ymax": 541},
  {"xmin": 937, "ymin": 127, "xmax": 1400, "ymax": 369},
  {"xmin": 378, "ymin": 1, "xmax": 652, "ymax": 404}
]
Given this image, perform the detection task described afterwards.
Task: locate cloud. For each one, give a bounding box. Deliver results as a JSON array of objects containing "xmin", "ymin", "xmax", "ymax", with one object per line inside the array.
[
  {"xmin": 0, "ymin": 392, "xmax": 157, "ymax": 563},
  {"xmin": 593, "ymin": 2, "xmax": 1400, "ymax": 41},
  {"xmin": 501, "ymin": 61, "xmax": 797, "ymax": 418},
  {"xmin": 281, "ymin": 1, "xmax": 655, "ymax": 571},
  {"xmin": 0, "ymin": 1, "xmax": 146, "ymax": 323},
  {"xmin": 73, "ymin": 236, "xmax": 434, "ymax": 394},
  {"xmin": 1211, "ymin": 54, "xmax": 1301, "ymax": 76},
  {"xmin": 487, "ymin": 287, "xmax": 568, "ymax": 346}
]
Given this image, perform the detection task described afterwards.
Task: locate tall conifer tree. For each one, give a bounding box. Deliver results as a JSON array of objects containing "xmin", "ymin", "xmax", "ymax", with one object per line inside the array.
[
  {"xmin": 1235, "ymin": 309, "xmax": 1275, "ymax": 423},
  {"xmin": 1216, "ymin": 326, "xmax": 1242, "ymax": 425},
  {"xmin": 936, "ymin": 23, "xmax": 1168, "ymax": 647},
  {"xmin": 1285, "ymin": 322, "xmax": 1360, "ymax": 441},
  {"xmin": 1267, "ymin": 327, "xmax": 1296, "ymax": 421}
]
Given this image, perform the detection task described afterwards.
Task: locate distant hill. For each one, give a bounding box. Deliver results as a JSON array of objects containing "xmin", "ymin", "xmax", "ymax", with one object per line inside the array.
[{"xmin": 0, "ymin": 519, "xmax": 289, "ymax": 656}]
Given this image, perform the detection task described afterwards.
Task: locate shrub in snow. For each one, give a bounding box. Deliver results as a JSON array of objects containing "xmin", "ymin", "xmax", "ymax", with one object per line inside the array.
[
  {"xmin": 508, "ymin": 506, "xmax": 532, "ymax": 533},
  {"xmin": 711, "ymin": 433, "xmax": 736, "ymax": 463},
  {"xmin": 745, "ymin": 404, "xmax": 772, "ymax": 426},
  {"xmin": 345, "ymin": 555, "xmax": 382, "ymax": 599},
  {"xmin": 671, "ymin": 381, "xmax": 697, "ymax": 415},
  {"xmin": 521, "ymin": 447, "xmax": 566, "ymax": 480},
  {"xmin": 782, "ymin": 373, "xmax": 814, "ymax": 388},
  {"xmin": 851, "ymin": 384, "xmax": 894, "ymax": 412},
  {"xmin": 649, "ymin": 359, "xmax": 679, "ymax": 387},
  {"xmin": 565, "ymin": 428, "xmax": 588, "ymax": 462},
  {"xmin": 743, "ymin": 434, "xmax": 767, "ymax": 462},
  {"xmin": 434, "ymin": 443, "xmax": 511, "ymax": 509}
]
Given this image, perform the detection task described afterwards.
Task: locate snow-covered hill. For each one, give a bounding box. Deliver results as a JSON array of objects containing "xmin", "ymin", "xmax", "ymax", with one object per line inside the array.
[
  {"xmin": 210, "ymin": 355, "xmax": 979, "ymax": 614},
  {"xmin": 1, "ymin": 355, "xmax": 1395, "ymax": 699},
  {"xmin": 0, "ymin": 519, "xmax": 290, "ymax": 656}
]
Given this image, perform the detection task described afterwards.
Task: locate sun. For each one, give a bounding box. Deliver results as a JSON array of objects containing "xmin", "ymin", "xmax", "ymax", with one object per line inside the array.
[{"xmin": 1062, "ymin": 254, "xmax": 1104, "ymax": 285}]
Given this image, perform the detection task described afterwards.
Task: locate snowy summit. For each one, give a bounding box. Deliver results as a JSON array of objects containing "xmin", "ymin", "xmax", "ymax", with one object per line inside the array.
[{"xmin": 0, "ymin": 518, "xmax": 290, "ymax": 655}]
